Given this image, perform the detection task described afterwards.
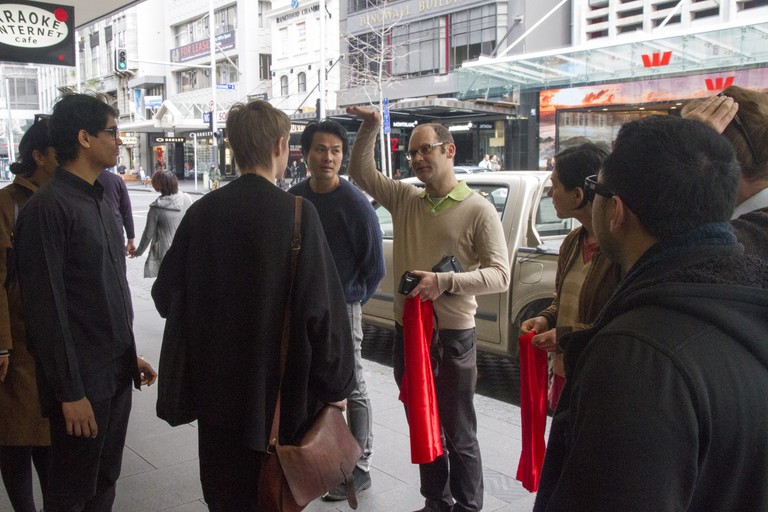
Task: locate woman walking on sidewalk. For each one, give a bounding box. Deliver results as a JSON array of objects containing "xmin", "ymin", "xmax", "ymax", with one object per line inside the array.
[{"xmin": 131, "ymin": 170, "xmax": 192, "ymax": 277}]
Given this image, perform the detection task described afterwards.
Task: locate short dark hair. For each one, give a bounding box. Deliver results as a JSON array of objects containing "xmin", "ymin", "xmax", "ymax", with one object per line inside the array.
[
  {"xmin": 602, "ymin": 115, "xmax": 739, "ymax": 239},
  {"xmin": 718, "ymin": 85, "xmax": 768, "ymax": 182},
  {"xmin": 151, "ymin": 170, "xmax": 179, "ymax": 196},
  {"xmin": 49, "ymin": 93, "xmax": 119, "ymax": 164},
  {"xmin": 226, "ymin": 100, "xmax": 290, "ymax": 171},
  {"xmin": 10, "ymin": 116, "xmax": 51, "ymax": 177},
  {"xmin": 301, "ymin": 120, "xmax": 349, "ymax": 158},
  {"xmin": 554, "ymin": 142, "xmax": 608, "ymax": 191}
]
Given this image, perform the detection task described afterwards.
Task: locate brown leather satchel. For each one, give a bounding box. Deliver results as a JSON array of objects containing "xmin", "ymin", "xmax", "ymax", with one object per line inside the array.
[{"xmin": 257, "ymin": 196, "xmax": 362, "ymax": 511}]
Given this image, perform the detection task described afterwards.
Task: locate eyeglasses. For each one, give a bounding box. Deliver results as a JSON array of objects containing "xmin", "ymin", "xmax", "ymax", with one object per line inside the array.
[
  {"xmin": 729, "ymin": 114, "xmax": 761, "ymax": 168},
  {"xmin": 34, "ymin": 113, "xmax": 50, "ymax": 124},
  {"xmin": 101, "ymin": 128, "xmax": 121, "ymax": 140},
  {"xmin": 406, "ymin": 142, "xmax": 446, "ymax": 161},
  {"xmin": 717, "ymin": 92, "xmax": 761, "ymax": 167},
  {"xmin": 584, "ymin": 175, "xmax": 615, "ymax": 203}
]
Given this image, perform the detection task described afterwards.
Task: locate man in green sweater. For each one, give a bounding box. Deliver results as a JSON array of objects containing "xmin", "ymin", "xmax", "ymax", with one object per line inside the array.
[{"xmin": 347, "ymin": 106, "xmax": 510, "ymax": 512}]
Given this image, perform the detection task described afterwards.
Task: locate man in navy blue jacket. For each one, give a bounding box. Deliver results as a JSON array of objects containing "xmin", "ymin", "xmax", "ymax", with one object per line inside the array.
[{"xmin": 290, "ymin": 120, "xmax": 385, "ymax": 500}]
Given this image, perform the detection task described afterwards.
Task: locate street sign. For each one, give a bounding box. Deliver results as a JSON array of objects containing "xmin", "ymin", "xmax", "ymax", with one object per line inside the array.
[
  {"xmin": 203, "ymin": 112, "xmax": 211, "ymax": 123},
  {"xmin": 382, "ymin": 97, "xmax": 391, "ymax": 135},
  {"xmin": 216, "ymin": 83, "xmax": 236, "ymax": 90}
]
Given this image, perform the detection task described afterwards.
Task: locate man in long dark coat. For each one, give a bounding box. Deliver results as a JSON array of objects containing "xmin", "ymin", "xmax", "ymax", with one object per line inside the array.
[{"xmin": 152, "ymin": 99, "xmax": 355, "ymax": 511}]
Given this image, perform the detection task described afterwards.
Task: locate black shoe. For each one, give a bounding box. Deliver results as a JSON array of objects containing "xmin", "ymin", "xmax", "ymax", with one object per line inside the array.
[{"xmin": 322, "ymin": 467, "xmax": 372, "ymax": 501}]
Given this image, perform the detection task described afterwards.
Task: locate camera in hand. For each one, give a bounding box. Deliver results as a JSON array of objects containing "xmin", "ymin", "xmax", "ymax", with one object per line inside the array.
[
  {"xmin": 432, "ymin": 255, "xmax": 463, "ymax": 273},
  {"xmin": 398, "ymin": 271, "xmax": 421, "ymax": 295}
]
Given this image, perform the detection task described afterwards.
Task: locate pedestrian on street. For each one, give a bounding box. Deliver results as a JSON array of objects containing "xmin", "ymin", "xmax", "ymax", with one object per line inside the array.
[
  {"xmin": 97, "ymin": 168, "xmax": 136, "ymax": 256},
  {"xmin": 289, "ymin": 120, "xmax": 385, "ymax": 501},
  {"xmin": 152, "ymin": 99, "xmax": 355, "ymax": 511},
  {"xmin": 346, "ymin": 106, "xmax": 511, "ymax": 512},
  {"xmin": 14, "ymin": 93, "xmax": 157, "ymax": 512},
  {"xmin": 130, "ymin": 170, "xmax": 192, "ymax": 278},
  {"xmin": 0, "ymin": 114, "xmax": 56, "ymax": 512}
]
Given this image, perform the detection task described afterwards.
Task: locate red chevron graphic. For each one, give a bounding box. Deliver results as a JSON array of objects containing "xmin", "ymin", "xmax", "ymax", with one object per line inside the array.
[
  {"xmin": 641, "ymin": 51, "xmax": 672, "ymax": 68},
  {"xmin": 705, "ymin": 76, "xmax": 735, "ymax": 91}
]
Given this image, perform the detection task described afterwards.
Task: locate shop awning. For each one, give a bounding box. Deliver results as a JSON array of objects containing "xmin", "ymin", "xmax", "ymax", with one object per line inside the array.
[
  {"xmin": 457, "ymin": 18, "xmax": 768, "ymax": 99},
  {"xmin": 290, "ymin": 97, "xmax": 518, "ymax": 125}
]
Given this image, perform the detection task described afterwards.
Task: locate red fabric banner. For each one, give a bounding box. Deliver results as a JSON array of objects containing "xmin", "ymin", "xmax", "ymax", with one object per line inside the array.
[
  {"xmin": 515, "ymin": 330, "xmax": 549, "ymax": 492},
  {"xmin": 399, "ymin": 297, "xmax": 444, "ymax": 464}
]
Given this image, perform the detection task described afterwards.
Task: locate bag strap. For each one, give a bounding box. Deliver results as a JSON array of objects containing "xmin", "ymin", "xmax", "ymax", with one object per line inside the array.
[{"xmin": 267, "ymin": 196, "xmax": 302, "ymax": 450}]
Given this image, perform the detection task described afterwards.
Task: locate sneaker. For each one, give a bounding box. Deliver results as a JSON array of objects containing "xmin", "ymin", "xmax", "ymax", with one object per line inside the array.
[{"xmin": 322, "ymin": 467, "xmax": 372, "ymax": 501}]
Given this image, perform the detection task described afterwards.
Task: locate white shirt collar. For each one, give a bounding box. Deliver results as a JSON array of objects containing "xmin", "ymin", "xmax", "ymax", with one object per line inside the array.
[{"xmin": 732, "ymin": 187, "xmax": 768, "ymax": 219}]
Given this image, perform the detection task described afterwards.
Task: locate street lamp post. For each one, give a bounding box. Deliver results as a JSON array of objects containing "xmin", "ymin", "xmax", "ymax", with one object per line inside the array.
[{"xmin": 209, "ymin": 0, "xmax": 217, "ymax": 174}]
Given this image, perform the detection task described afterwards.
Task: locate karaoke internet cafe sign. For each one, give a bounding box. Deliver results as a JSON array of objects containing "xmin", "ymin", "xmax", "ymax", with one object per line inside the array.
[{"xmin": 0, "ymin": 0, "xmax": 75, "ymax": 66}]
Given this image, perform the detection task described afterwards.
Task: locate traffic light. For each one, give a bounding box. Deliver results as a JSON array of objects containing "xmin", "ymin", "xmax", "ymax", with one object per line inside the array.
[{"xmin": 115, "ymin": 48, "xmax": 128, "ymax": 73}]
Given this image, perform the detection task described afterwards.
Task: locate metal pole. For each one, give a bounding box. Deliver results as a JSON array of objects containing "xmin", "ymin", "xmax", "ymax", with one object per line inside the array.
[
  {"xmin": 318, "ymin": 0, "xmax": 326, "ymax": 120},
  {"xmin": 209, "ymin": 0, "xmax": 218, "ymax": 172},
  {"xmin": 193, "ymin": 133, "xmax": 199, "ymax": 192},
  {"xmin": 4, "ymin": 76, "xmax": 15, "ymax": 164}
]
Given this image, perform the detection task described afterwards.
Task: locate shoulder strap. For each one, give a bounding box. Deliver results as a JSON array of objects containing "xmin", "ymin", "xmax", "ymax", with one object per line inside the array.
[{"xmin": 268, "ymin": 196, "xmax": 302, "ymax": 449}]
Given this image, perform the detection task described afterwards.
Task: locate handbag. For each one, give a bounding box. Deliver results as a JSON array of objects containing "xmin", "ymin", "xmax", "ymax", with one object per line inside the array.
[{"xmin": 257, "ymin": 196, "xmax": 363, "ymax": 510}]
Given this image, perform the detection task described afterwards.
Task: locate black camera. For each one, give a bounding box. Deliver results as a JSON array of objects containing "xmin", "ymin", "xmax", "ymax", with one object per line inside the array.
[
  {"xmin": 432, "ymin": 255, "xmax": 463, "ymax": 273},
  {"xmin": 398, "ymin": 271, "xmax": 421, "ymax": 295}
]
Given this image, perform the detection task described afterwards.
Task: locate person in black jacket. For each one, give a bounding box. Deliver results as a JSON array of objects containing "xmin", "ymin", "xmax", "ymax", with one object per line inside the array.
[
  {"xmin": 534, "ymin": 115, "xmax": 768, "ymax": 511},
  {"xmin": 15, "ymin": 93, "xmax": 157, "ymax": 512},
  {"xmin": 152, "ymin": 100, "xmax": 355, "ymax": 511}
]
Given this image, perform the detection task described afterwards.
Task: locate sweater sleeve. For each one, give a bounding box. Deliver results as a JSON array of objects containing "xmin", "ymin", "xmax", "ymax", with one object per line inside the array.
[
  {"xmin": 358, "ymin": 195, "xmax": 385, "ymax": 304},
  {"xmin": 348, "ymin": 120, "xmax": 400, "ymax": 211},
  {"xmin": 134, "ymin": 205, "xmax": 158, "ymax": 257}
]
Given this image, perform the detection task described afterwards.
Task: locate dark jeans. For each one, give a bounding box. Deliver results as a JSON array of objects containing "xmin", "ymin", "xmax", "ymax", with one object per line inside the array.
[
  {"xmin": 45, "ymin": 382, "xmax": 132, "ymax": 512},
  {"xmin": 198, "ymin": 421, "xmax": 264, "ymax": 511},
  {"xmin": 395, "ymin": 324, "xmax": 483, "ymax": 512}
]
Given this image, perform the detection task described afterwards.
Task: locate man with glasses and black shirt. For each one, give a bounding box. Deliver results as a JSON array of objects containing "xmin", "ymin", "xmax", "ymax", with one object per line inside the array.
[
  {"xmin": 683, "ymin": 86, "xmax": 768, "ymax": 259},
  {"xmin": 14, "ymin": 93, "xmax": 157, "ymax": 512},
  {"xmin": 534, "ymin": 115, "xmax": 768, "ymax": 512},
  {"xmin": 346, "ymin": 106, "xmax": 510, "ymax": 512}
]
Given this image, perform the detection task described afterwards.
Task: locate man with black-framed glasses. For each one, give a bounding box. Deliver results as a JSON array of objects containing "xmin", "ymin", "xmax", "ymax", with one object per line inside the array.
[
  {"xmin": 682, "ymin": 86, "xmax": 768, "ymax": 259},
  {"xmin": 14, "ymin": 93, "xmax": 156, "ymax": 512},
  {"xmin": 534, "ymin": 115, "xmax": 768, "ymax": 512},
  {"xmin": 347, "ymin": 106, "xmax": 510, "ymax": 512}
]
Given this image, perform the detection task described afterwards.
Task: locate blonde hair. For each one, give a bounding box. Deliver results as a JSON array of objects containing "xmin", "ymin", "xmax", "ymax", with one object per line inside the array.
[{"xmin": 225, "ymin": 100, "xmax": 291, "ymax": 172}]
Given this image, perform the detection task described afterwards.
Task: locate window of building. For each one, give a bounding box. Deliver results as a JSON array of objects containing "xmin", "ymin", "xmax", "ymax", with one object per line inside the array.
[
  {"xmin": 217, "ymin": 58, "xmax": 239, "ymax": 84},
  {"xmin": 280, "ymin": 75, "xmax": 289, "ymax": 95},
  {"xmin": 259, "ymin": 54, "xmax": 272, "ymax": 80},
  {"xmin": 7, "ymin": 76, "xmax": 39, "ymax": 110},
  {"xmin": 215, "ymin": 4, "xmax": 237, "ymax": 35},
  {"xmin": 173, "ymin": 16, "xmax": 209, "ymax": 47},
  {"xmin": 259, "ymin": 1, "xmax": 272, "ymax": 28},
  {"xmin": 348, "ymin": 32, "xmax": 383, "ymax": 84},
  {"xmin": 279, "ymin": 27, "xmax": 289, "ymax": 57},
  {"xmin": 176, "ymin": 68, "xmax": 213, "ymax": 93},
  {"xmin": 298, "ymin": 72, "xmax": 306, "ymax": 92},
  {"xmin": 392, "ymin": 17, "xmax": 445, "ymax": 78},
  {"xmin": 297, "ymin": 21, "xmax": 307, "ymax": 52},
  {"xmin": 348, "ymin": 0, "xmax": 385, "ymax": 15},
  {"xmin": 449, "ymin": 5, "xmax": 496, "ymax": 71}
]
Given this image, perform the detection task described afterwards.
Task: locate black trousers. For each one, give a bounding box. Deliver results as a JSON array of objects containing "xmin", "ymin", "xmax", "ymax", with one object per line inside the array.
[
  {"xmin": 395, "ymin": 324, "xmax": 483, "ymax": 512},
  {"xmin": 45, "ymin": 382, "xmax": 132, "ymax": 512},
  {"xmin": 198, "ymin": 421, "xmax": 265, "ymax": 512}
]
